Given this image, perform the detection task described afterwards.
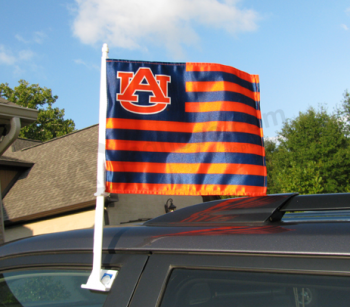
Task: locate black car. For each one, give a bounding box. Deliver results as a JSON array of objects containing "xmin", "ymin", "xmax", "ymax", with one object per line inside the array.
[{"xmin": 1, "ymin": 193, "xmax": 350, "ymax": 307}]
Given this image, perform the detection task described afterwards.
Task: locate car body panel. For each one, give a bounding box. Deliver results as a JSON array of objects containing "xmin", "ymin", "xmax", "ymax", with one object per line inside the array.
[
  {"xmin": 130, "ymin": 253, "xmax": 350, "ymax": 307},
  {"xmin": 0, "ymin": 251, "xmax": 149, "ymax": 307},
  {"xmin": 1, "ymin": 221, "xmax": 350, "ymax": 257},
  {"xmin": 2, "ymin": 194, "xmax": 350, "ymax": 307}
]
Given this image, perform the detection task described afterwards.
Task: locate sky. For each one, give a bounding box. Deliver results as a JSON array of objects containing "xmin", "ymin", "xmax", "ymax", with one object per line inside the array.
[{"xmin": 1, "ymin": 0, "xmax": 350, "ymax": 138}]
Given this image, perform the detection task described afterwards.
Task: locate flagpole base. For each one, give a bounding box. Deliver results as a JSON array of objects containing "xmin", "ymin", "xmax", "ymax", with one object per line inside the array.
[{"xmin": 81, "ymin": 269, "xmax": 118, "ymax": 292}]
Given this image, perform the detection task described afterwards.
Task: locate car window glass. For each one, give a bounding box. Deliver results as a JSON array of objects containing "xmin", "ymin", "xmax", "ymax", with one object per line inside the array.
[
  {"xmin": 160, "ymin": 269, "xmax": 350, "ymax": 307},
  {"xmin": 0, "ymin": 269, "xmax": 108, "ymax": 307}
]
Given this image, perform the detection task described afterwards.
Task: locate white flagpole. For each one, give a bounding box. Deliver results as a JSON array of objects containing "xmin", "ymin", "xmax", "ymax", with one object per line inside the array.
[{"xmin": 82, "ymin": 43, "xmax": 117, "ymax": 292}]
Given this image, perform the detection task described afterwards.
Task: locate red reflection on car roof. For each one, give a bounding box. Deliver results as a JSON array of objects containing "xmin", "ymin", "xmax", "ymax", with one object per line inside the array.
[
  {"xmin": 181, "ymin": 196, "xmax": 288, "ymax": 223},
  {"xmin": 152, "ymin": 225, "xmax": 293, "ymax": 239}
]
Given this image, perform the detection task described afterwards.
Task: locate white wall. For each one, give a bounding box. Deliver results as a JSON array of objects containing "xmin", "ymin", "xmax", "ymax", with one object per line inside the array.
[
  {"xmin": 5, "ymin": 195, "xmax": 204, "ymax": 241},
  {"xmin": 5, "ymin": 209, "xmax": 95, "ymax": 242}
]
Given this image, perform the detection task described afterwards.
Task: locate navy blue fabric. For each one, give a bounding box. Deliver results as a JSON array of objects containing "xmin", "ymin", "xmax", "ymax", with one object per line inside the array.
[
  {"xmin": 106, "ymin": 171, "xmax": 265, "ymax": 186},
  {"xmin": 186, "ymin": 91, "xmax": 257, "ymax": 109},
  {"xmin": 106, "ymin": 150, "xmax": 265, "ymax": 165},
  {"xmin": 185, "ymin": 71, "xmax": 259, "ymax": 92},
  {"xmin": 106, "ymin": 130, "xmax": 263, "ymax": 145}
]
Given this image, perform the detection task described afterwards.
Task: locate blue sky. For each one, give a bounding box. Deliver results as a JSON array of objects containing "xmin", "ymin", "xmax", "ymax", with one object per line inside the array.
[{"xmin": 1, "ymin": 0, "xmax": 350, "ymax": 138}]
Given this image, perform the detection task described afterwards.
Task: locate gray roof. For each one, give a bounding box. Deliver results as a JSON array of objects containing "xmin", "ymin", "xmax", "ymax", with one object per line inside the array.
[
  {"xmin": 2, "ymin": 125, "xmax": 98, "ymax": 223},
  {"xmin": 11, "ymin": 138, "xmax": 42, "ymax": 152}
]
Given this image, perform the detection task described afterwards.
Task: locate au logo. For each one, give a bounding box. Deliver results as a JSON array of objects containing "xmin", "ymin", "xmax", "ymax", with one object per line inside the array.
[{"xmin": 117, "ymin": 67, "xmax": 171, "ymax": 114}]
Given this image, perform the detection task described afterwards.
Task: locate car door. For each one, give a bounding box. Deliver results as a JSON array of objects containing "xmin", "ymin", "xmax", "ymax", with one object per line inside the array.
[
  {"xmin": 130, "ymin": 252, "xmax": 350, "ymax": 307},
  {"xmin": 0, "ymin": 251, "xmax": 149, "ymax": 307}
]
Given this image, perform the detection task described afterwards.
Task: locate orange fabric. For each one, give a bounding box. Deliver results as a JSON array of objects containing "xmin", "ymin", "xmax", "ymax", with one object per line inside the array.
[
  {"xmin": 106, "ymin": 139, "xmax": 265, "ymax": 156},
  {"xmin": 106, "ymin": 118, "xmax": 263, "ymax": 136},
  {"xmin": 186, "ymin": 81, "xmax": 260, "ymax": 101},
  {"xmin": 186, "ymin": 63, "xmax": 259, "ymax": 84},
  {"xmin": 106, "ymin": 181, "xmax": 267, "ymax": 196},
  {"xmin": 106, "ymin": 161, "xmax": 266, "ymax": 176},
  {"xmin": 185, "ymin": 101, "xmax": 261, "ymax": 119}
]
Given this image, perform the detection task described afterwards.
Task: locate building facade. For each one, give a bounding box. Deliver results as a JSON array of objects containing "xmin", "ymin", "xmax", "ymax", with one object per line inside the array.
[{"xmin": 1, "ymin": 125, "xmax": 211, "ymax": 242}]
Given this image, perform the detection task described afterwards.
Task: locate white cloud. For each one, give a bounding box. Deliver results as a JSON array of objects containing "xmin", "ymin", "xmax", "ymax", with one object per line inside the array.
[
  {"xmin": 346, "ymin": 7, "xmax": 350, "ymax": 15},
  {"xmin": 18, "ymin": 50, "xmax": 35, "ymax": 61},
  {"xmin": 15, "ymin": 34, "xmax": 29, "ymax": 43},
  {"xmin": 72, "ymin": 0, "xmax": 260, "ymax": 57},
  {"xmin": 74, "ymin": 58, "xmax": 100, "ymax": 70},
  {"xmin": 341, "ymin": 24, "xmax": 349, "ymax": 31},
  {"xmin": 13, "ymin": 65, "xmax": 25, "ymax": 76},
  {"xmin": 33, "ymin": 31, "xmax": 47, "ymax": 44},
  {"xmin": 74, "ymin": 59, "xmax": 87, "ymax": 66},
  {"xmin": 0, "ymin": 45, "xmax": 17, "ymax": 65},
  {"xmin": 15, "ymin": 31, "xmax": 47, "ymax": 44},
  {"xmin": 0, "ymin": 45, "xmax": 34, "ymax": 66}
]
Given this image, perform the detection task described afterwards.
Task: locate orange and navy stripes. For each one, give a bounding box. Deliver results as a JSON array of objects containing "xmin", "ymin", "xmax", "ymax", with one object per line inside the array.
[
  {"xmin": 185, "ymin": 101, "xmax": 262, "ymax": 119},
  {"xmin": 106, "ymin": 161, "xmax": 266, "ymax": 176},
  {"xmin": 186, "ymin": 62, "xmax": 260, "ymax": 85},
  {"xmin": 106, "ymin": 118, "xmax": 263, "ymax": 136},
  {"xmin": 106, "ymin": 140, "xmax": 265, "ymax": 156},
  {"xmin": 186, "ymin": 81, "xmax": 259, "ymax": 102},
  {"xmin": 105, "ymin": 60, "xmax": 266, "ymax": 196}
]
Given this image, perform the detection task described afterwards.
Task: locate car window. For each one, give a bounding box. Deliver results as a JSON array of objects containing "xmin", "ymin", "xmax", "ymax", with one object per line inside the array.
[
  {"xmin": 160, "ymin": 269, "xmax": 350, "ymax": 307},
  {"xmin": 0, "ymin": 269, "xmax": 109, "ymax": 307}
]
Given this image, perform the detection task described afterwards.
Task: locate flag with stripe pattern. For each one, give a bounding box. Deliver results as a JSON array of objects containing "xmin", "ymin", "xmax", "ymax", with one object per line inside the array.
[{"xmin": 105, "ymin": 60, "xmax": 266, "ymax": 196}]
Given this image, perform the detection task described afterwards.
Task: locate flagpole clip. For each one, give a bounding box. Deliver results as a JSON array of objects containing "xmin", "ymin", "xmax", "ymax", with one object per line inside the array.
[{"xmin": 81, "ymin": 269, "xmax": 118, "ymax": 292}]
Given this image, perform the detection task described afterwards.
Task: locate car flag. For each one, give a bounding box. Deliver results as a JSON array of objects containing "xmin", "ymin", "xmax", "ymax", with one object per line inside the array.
[{"xmin": 105, "ymin": 60, "xmax": 266, "ymax": 196}]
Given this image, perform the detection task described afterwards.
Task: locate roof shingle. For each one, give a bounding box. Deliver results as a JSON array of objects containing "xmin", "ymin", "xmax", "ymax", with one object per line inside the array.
[{"xmin": 2, "ymin": 125, "xmax": 99, "ymax": 222}]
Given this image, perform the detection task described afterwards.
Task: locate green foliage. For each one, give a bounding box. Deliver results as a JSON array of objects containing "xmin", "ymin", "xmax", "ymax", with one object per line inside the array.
[
  {"xmin": 337, "ymin": 90, "xmax": 350, "ymax": 137},
  {"xmin": 0, "ymin": 80, "xmax": 75, "ymax": 141},
  {"xmin": 267, "ymin": 103, "xmax": 350, "ymax": 195},
  {"xmin": 274, "ymin": 161, "xmax": 324, "ymax": 194},
  {"xmin": 264, "ymin": 139, "xmax": 278, "ymax": 193}
]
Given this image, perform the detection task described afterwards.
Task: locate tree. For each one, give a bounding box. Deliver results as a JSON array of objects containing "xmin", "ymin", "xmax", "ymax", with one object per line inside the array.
[
  {"xmin": 273, "ymin": 160, "xmax": 325, "ymax": 194},
  {"xmin": 267, "ymin": 107, "xmax": 350, "ymax": 194},
  {"xmin": 337, "ymin": 90, "xmax": 350, "ymax": 137},
  {"xmin": 264, "ymin": 139, "xmax": 278, "ymax": 193},
  {"xmin": 0, "ymin": 80, "xmax": 75, "ymax": 141}
]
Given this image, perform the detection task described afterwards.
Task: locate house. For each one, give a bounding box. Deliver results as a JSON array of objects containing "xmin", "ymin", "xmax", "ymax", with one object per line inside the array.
[
  {"xmin": 0, "ymin": 97, "xmax": 38, "ymax": 243},
  {"xmin": 1, "ymin": 125, "xmax": 215, "ymax": 242}
]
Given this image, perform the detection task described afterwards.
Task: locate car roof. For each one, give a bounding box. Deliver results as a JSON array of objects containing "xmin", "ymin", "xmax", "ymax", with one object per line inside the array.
[{"xmin": 1, "ymin": 193, "xmax": 350, "ymax": 258}]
